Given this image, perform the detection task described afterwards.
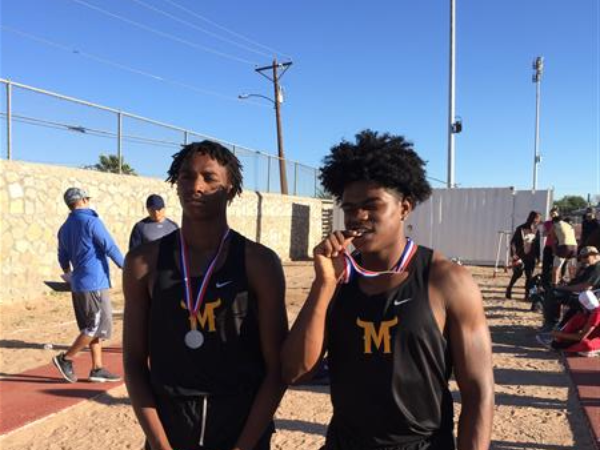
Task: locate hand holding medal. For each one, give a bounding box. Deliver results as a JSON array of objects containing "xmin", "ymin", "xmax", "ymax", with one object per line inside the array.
[
  {"xmin": 313, "ymin": 230, "xmax": 360, "ymax": 284},
  {"xmin": 341, "ymin": 237, "xmax": 416, "ymax": 284},
  {"xmin": 179, "ymin": 228, "xmax": 230, "ymax": 349}
]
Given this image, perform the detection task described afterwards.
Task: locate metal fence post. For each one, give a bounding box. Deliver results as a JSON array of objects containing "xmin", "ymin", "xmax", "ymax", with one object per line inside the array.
[
  {"xmin": 293, "ymin": 162, "xmax": 298, "ymax": 196},
  {"xmin": 117, "ymin": 111, "xmax": 123, "ymax": 174},
  {"xmin": 184, "ymin": 130, "xmax": 189, "ymax": 145},
  {"xmin": 6, "ymin": 81, "xmax": 12, "ymax": 160}
]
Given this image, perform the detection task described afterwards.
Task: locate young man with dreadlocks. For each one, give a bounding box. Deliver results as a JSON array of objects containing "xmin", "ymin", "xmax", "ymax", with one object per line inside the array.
[
  {"xmin": 123, "ymin": 140, "xmax": 288, "ymax": 450},
  {"xmin": 282, "ymin": 130, "xmax": 494, "ymax": 450}
]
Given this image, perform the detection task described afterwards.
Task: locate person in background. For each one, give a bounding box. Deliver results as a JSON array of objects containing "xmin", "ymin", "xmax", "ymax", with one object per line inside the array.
[
  {"xmin": 506, "ymin": 211, "xmax": 541, "ymax": 301},
  {"xmin": 541, "ymin": 207, "xmax": 559, "ymax": 287},
  {"xmin": 53, "ymin": 187, "xmax": 124, "ymax": 383},
  {"xmin": 129, "ymin": 194, "xmax": 178, "ymax": 250},
  {"xmin": 539, "ymin": 290, "xmax": 600, "ymax": 357},
  {"xmin": 581, "ymin": 207, "xmax": 599, "ymax": 251},
  {"xmin": 550, "ymin": 215, "xmax": 578, "ymax": 285},
  {"xmin": 540, "ymin": 246, "xmax": 600, "ymax": 333}
]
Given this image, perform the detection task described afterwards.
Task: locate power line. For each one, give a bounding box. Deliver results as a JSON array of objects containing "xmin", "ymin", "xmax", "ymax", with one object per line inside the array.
[
  {"xmin": 427, "ymin": 175, "xmax": 449, "ymax": 186},
  {"xmin": 65, "ymin": 0, "xmax": 259, "ymax": 65},
  {"xmin": 2, "ymin": 26, "xmax": 269, "ymax": 107},
  {"xmin": 159, "ymin": 0, "xmax": 293, "ymax": 60},
  {"xmin": 128, "ymin": 0, "xmax": 274, "ymax": 59}
]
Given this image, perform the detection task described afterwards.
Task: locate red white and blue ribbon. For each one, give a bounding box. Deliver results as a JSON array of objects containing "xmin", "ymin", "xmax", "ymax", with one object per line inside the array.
[
  {"xmin": 179, "ymin": 228, "xmax": 231, "ymax": 326},
  {"xmin": 342, "ymin": 237, "xmax": 417, "ymax": 284}
]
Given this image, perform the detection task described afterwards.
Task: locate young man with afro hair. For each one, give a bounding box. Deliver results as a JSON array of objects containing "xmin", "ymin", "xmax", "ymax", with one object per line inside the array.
[
  {"xmin": 283, "ymin": 130, "xmax": 494, "ymax": 450},
  {"xmin": 123, "ymin": 140, "xmax": 288, "ymax": 450}
]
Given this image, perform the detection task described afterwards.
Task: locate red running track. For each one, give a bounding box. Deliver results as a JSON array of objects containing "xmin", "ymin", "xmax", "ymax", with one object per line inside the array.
[
  {"xmin": 565, "ymin": 354, "xmax": 600, "ymax": 450},
  {"xmin": 0, "ymin": 346, "xmax": 124, "ymax": 436}
]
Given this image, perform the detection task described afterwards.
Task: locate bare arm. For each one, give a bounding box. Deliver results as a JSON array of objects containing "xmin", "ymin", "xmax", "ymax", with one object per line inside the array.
[
  {"xmin": 432, "ymin": 259, "xmax": 494, "ymax": 450},
  {"xmin": 122, "ymin": 244, "xmax": 172, "ymax": 450},
  {"xmin": 232, "ymin": 244, "xmax": 288, "ymax": 450},
  {"xmin": 562, "ymin": 283, "xmax": 593, "ymax": 292},
  {"xmin": 552, "ymin": 314, "xmax": 598, "ymax": 342},
  {"xmin": 281, "ymin": 231, "xmax": 352, "ymax": 384}
]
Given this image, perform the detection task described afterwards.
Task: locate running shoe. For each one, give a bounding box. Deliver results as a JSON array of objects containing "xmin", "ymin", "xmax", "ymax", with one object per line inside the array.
[
  {"xmin": 576, "ymin": 350, "xmax": 600, "ymax": 358},
  {"xmin": 89, "ymin": 368, "xmax": 121, "ymax": 383},
  {"xmin": 52, "ymin": 352, "xmax": 77, "ymax": 383},
  {"xmin": 539, "ymin": 323, "xmax": 556, "ymax": 333},
  {"xmin": 536, "ymin": 333, "xmax": 554, "ymax": 349}
]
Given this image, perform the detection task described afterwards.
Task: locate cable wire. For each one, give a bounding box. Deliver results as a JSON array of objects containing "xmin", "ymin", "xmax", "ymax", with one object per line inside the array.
[
  {"xmin": 66, "ymin": 0, "xmax": 259, "ymax": 65},
  {"xmin": 128, "ymin": 0, "xmax": 274, "ymax": 59},
  {"xmin": 2, "ymin": 26, "xmax": 269, "ymax": 108},
  {"xmin": 159, "ymin": 0, "xmax": 293, "ymax": 60}
]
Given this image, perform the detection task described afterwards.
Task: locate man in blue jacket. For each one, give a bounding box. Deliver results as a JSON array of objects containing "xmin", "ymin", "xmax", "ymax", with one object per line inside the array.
[{"xmin": 53, "ymin": 187, "xmax": 124, "ymax": 383}]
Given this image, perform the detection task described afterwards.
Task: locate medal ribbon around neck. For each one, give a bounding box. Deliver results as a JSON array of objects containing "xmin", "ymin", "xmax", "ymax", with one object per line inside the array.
[
  {"xmin": 341, "ymin": 237, "xmax": 417, "ymax": 284},
  {"xmin": 179, "ymin": 228, "xmax": 231, "ymax": 327}
]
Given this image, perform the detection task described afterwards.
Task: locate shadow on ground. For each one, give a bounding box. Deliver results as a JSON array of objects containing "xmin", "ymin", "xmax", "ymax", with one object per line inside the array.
[{"xmin": 275, "ymin": 419, "xmax": 327, "ymax": 436}]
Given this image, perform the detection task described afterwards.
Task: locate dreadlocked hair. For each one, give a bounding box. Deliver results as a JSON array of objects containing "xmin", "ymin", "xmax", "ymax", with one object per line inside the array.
[
  {"xmin": 167, "ymin": 140, "xmax": 243, "ymax": 198},
  {"xmin": 320, "ymin": 129, "xmax": 432, "ymax": 206}
]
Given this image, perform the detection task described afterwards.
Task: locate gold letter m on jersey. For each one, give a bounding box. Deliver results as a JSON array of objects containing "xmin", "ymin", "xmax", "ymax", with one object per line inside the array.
[{"xmin": 356, "ymin": 317, "xmax": 398, "ymax": 354}]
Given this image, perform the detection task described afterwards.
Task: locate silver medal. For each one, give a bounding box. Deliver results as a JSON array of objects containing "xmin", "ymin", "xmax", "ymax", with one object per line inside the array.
[{"xmin": 184, "ymin": 330, "xmax": 204, "ymax": 349}]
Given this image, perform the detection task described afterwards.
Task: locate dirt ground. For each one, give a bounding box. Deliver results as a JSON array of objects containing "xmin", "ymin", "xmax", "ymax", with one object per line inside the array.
[{"xmin": 0, "ymin": 263, "xmax": 595, "ymax": 450}]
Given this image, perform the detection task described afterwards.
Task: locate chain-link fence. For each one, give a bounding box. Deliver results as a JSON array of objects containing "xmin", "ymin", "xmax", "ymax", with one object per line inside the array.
[{"xmin": 0, "ymin": 78, "xmax": 321, "ymax": 197}]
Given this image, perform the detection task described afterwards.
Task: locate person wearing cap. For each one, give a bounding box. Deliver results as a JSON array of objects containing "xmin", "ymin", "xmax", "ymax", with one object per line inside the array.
[
  {"xmin": 53, "ymin": 187, "xmax": 125, "ymax": 383},
  {"xmin": 540, "ymin": 246, "xmax": 600, "ymax": 333},
  {"xmin": 540, "ymin": 290, "xmax": 600, "ymax": 357},
  {"xmin": 128, "ymin": 194, "xmax": 178, "ymax": 251}
]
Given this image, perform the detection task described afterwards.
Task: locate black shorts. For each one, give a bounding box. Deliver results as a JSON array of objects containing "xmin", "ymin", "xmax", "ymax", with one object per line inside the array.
[
  {"xmin": 71, "ymin": 290, "xmax": 113, "ymax": 339},
  {"xmin": 148, "ymin": 389, "xmax": 274, "ymax": 450},
  {"xmin": 322, "ymin": 427, "xmax": 455, "ymax": 450}
]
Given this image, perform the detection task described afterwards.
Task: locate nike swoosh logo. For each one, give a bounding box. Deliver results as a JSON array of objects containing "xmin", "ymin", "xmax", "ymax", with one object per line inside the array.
[
  {"xmin": 216, "ymin": 280, "xmax": 233, "ymax": 289},
  {"xmin": 393, "ymin": 298, "xmax": 412, "ymax": 306}
]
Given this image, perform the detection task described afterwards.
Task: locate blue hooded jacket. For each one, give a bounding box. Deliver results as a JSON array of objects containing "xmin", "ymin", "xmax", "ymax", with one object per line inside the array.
[{"xmin": 57, "ymin": 208, "xmax": 124, "ymax": 293}]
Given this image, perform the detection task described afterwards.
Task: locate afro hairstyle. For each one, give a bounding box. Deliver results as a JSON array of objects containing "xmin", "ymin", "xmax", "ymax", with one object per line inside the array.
[{"xmin": 319, "ymin": 129, "xmax": 432, "ymax": 206}]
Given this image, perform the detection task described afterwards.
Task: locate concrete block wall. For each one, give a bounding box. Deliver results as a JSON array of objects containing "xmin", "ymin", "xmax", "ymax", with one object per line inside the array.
[{"xmin": 0, "ymin": 160, "xmax": 327, "ymax": 302}]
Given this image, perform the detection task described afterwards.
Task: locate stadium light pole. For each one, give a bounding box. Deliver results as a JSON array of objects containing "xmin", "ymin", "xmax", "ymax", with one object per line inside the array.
[
  {"xmin": 532, "ymin": 56, "xmax": 544, "ymax": 192},
  {"xmin": 447, "ymin": 0, "xmax": 457, "ymax": 188}
]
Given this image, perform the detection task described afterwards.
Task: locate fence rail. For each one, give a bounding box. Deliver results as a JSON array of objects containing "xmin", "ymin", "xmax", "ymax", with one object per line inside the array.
[{"xmin": 1, "ymin": 78, "xmax": 321, "ymax": 197}]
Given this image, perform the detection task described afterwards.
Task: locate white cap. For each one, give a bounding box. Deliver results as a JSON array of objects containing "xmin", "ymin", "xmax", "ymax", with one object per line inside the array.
[{"xmin": 578, "ymin": 291, "xmax": 600, "ymax": 311}]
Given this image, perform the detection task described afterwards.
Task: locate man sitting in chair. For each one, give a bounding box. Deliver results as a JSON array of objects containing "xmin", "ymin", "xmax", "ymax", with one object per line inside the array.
[{"xmin": 540, "ymin": 246, "xmax": 600, "ymax": 333}]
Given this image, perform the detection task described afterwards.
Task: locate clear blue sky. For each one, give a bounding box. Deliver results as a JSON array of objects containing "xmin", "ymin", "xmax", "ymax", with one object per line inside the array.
[{"xmin": 1, "ymin": 0, "xmax": 599, "ymax": 199}]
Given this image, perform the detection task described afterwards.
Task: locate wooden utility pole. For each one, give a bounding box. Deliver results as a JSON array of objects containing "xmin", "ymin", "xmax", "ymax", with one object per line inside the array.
[{"xmin": 255, "ymin": 59, "xmax": 292, "ymax": 195}]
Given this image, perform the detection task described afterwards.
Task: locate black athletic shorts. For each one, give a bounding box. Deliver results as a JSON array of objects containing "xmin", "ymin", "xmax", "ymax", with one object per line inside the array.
[
  {"xmin": 321, "ymin": 427, "xmax": 455, "ymax": 450},
  {"xmin": 145, "ymin": 389, "xmax": 274, "ymax": 450}
]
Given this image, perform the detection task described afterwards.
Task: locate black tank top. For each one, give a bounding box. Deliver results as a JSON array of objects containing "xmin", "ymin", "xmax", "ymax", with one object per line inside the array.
[
  {"xmin": 326, "ymin": 246, "xmax": 455, "ymax": 450},
  {"xmin": 149, "ymin": 230, "xmax": 265, "ymax": 396}
]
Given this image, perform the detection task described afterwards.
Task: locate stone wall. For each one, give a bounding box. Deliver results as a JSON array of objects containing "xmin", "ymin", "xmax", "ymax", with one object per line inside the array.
[{"xmin": 0, "ymin": 160, "xmax": 327, "ymax": 302}]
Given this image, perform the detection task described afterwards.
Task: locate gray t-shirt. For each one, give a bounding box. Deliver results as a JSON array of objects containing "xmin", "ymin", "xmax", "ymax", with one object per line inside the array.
[{"xmin": 129, "ymin": 217, "xmax": 179, "ymax": 250}]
